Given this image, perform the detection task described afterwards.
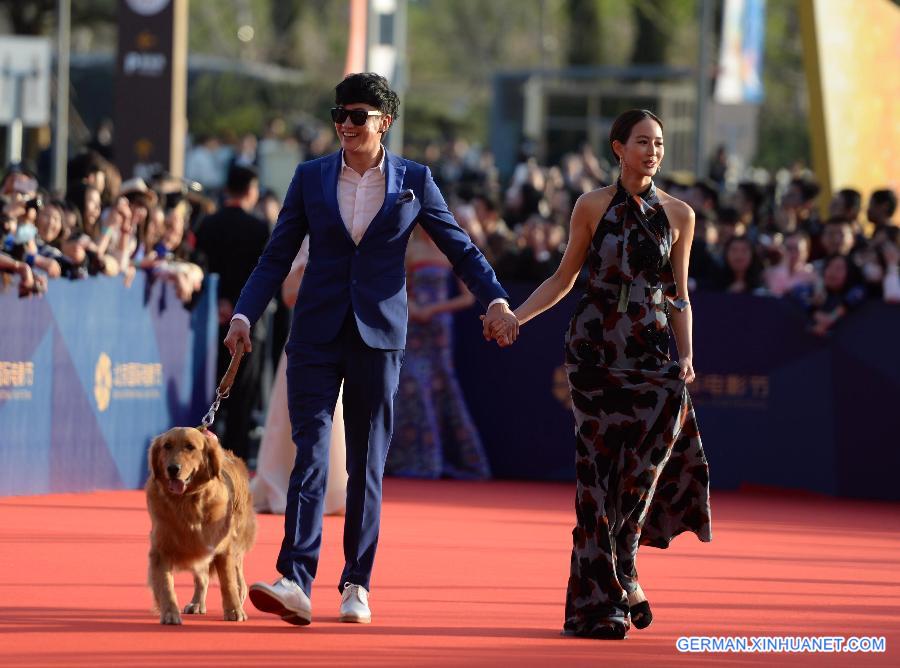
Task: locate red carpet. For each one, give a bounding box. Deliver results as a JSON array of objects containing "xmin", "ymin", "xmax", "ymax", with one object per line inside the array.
[{"xmin": 0, "ymin": 480, "xmax": 897, "ymax": 667}]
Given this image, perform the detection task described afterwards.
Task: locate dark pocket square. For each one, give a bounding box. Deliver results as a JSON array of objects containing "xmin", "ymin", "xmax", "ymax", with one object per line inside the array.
[{"xmin": 398, "ymin": 189, "xmax": 416, "ymax": 203}]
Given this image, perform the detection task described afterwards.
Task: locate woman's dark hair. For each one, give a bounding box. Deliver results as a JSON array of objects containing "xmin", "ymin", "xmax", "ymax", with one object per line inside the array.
[
  {"xmin": 737, "ymin": 181, "xmax": 763, "ymax": 209},
  {"xmin": 835, "ymin": 188, "xmax": 861, "ymax": 214},
  {"xmin": 335, "ymin": 73, "xmax": 400, "ymax": 119},
  {"xmin": 65, "ymin": 181, "xmax": 100, "ymax": 235},
  {"xmin": 789, "ymin": 177, "xmax": 820, "ymax": 203},
  {"xmin": 608, "ymin": 109, "xmax": 663, "ymax": 159},
  {"xmin": 36, "ymin": 199, "xmax": 66, "ymax": 248},
  {"xmin": 871, "ymin": 188, "xmax": 898, "ymax": 217},
  {"xmin": 720, "ymin": 235, "xmax": 764, "ymax": 291},
  {"xmin": 821, "ymin": 253, "xmax": 863, "ymax": 292},
  {"xmin": 59, "ymin": 198, "xmax": 83, "ymax": 239},
  {"xmin": 718, "ymin": 206, "xmax": 741, "ymax": 226}
]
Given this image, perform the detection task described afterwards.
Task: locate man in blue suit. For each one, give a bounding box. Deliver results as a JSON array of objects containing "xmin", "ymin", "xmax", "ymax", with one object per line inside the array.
[{"xmin": 224, "ymin": 73, "xmax": 518, "ymax": 626}]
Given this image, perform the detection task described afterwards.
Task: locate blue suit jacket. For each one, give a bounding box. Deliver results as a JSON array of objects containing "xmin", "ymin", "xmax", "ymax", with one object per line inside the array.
[{"xmin": 233, "ymin": 149, "xmax": 508, "ymax": 350}]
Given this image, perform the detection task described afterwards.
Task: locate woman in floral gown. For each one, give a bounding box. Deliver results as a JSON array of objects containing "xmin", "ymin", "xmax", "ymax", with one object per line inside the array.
[
  {"xmin": 385, "ymin": 227, "xmax": 491, "ymax": 480},
  {"xmin": 495, "ymin": 110, "xmax": 712, "ymax": 639}
]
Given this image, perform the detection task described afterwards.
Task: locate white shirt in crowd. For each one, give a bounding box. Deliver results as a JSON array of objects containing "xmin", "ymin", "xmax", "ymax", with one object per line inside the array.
[{"xmin": 884, "ymin": 266, "xmax": 900, "ymax": 303}]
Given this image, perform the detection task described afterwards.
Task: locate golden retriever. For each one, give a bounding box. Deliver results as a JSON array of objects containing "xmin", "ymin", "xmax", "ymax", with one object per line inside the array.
[{"xmin": 146, "ymin": 427, "xmax": 256, "ymax": 624}]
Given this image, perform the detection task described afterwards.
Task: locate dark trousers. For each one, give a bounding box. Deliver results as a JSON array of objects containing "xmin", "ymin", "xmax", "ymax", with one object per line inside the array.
[
  {"xmin": 276, "ymin": 313, "xmax": 403, "ymax": 595},
  {"xmin": 216, "ymin": 324, "xmax": 264, "ymax": 462}
]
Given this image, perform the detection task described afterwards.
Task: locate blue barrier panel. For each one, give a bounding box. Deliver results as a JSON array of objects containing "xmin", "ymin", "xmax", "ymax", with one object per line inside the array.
[
  {"xmin": 5, "ymin": 274, "xmax": 897, "ymax": 501},
  {"xmin": 0, "ymin": 273, "xmax": 218, "ymax": 496},
  {"xmin": 453, "ymin": 285, "xmax": 900, "ymax": 501}
]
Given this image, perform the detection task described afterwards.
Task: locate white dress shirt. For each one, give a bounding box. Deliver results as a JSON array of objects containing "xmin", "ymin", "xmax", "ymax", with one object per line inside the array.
[
  {"xmin": 339, "ymin": 148, "xmax": 386, "ymax": 244},
  {"xmin": 232, "ymin": 146, "xmax": 505, "ymax": 328}
]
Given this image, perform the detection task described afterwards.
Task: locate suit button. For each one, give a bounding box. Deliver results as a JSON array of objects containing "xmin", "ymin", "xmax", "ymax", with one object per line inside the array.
[
  {"xmin": 355, "ymin": 250, "xmax": 360, "ymax": 256},
  {"xmin": 352, "ymin": 279, "xmax": 358, "ymax": 286}
]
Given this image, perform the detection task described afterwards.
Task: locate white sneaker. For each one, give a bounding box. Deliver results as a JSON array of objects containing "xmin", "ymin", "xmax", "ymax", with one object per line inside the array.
[
  {"xmin": 249, "ymin": 577, "xmax": 312, "ymax": 626},
  {"xmin": 339, "ymin": 582, "xmax": 371, "ymax": 624}
]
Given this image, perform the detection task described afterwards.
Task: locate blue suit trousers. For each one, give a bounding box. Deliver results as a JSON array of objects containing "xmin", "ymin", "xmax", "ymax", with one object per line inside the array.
[{"xmin": 276, "ymin": 312, "xmax": 403, "ymax": 595}]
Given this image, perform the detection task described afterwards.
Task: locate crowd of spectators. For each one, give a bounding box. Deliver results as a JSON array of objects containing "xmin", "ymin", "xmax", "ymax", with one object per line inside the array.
[
  {"xmin": 3, "ymin": 126, "xmax": 899, "ymax": 342},
  {"xmin": 3, "ymin": 126, "xmax": 897, "ymax": 466},
  {"xmin": 413, "ymin": 140, "xmax": 899, "ymax": 337},
  {"xmin": 0, "ymin": 152, "xmax": 212, "ymax": 303}
]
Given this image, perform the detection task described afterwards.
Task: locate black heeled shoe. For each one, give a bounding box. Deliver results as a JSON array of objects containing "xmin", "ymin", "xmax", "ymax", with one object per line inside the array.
[
  {"xmin": 562, "ymin": 612, "xmax": 629, "ymax": 640},
  {"xmin": 562, "ymin": 626, "xmax": 628, "ymax": 640},
  {"xmin": 629, "ymin": 600, "xmax": 653, "ymax": 629}
]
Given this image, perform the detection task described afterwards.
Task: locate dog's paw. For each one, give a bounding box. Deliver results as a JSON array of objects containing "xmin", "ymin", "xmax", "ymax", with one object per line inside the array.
[
  {"xmin": 183, "ymin": 602, "xmax": 206, "ymax": 615},
  {"xmin": 160, "ymin": 609, "xmax": 183, "ymax": 625},
  {"xmin": 224, "ymin": 607, "xmax": 248, "ymax": 622}
]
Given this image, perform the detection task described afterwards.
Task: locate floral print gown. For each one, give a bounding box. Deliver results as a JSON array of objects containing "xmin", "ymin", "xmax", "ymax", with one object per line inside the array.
[
  {"xmin": 386, "ymin": 264, "xmax": 491, "ymax": 480},
  {"xmin": 563, "ymin": 180, "xmax": 712, "ymax": 636}
]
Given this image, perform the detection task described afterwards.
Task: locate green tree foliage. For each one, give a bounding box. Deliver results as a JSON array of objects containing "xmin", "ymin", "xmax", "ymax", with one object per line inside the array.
[
  {"xmin": 565, "ymin": 0, "xmax": 601, "ymax": 66},
  {"xmin": 630, "ymin": 0, "xmax": 667, "ymax": 65},
  {"xmin": 0, "ymin": 0, "xmax": 818, "ymax": 170},
  {"xmin": 629, "ymin": 0, "xmax": 699, "ymax": 67},
  {"xmin": 754, "ymin": 2, "xmax": 810, "ymax": 169},
  {"xmin": 0, "ymin": 0, "xmax": 115, "ymax": 35},
  {"xmin": 405, "ymin": 0, "xmax": 564, "ymax": 144},
  {"xmin": 188, "ymin": 73, "xmax": 290, "ymax": 138}
]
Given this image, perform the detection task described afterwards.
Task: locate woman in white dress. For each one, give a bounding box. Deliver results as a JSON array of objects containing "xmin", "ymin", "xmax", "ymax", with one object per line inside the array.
[{"xmin": 251, "ymin": 239, "xmax": 348, "ymax": 515}]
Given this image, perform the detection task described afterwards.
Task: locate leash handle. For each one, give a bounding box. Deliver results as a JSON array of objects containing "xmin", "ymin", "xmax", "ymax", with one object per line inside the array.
[
  {"xmin": 217, "ymin": 340, "xmax": 245, "ymax": 398},
  {"xmin": 199, "ymin": 340, "xmax": 245, "ymax": 430}
]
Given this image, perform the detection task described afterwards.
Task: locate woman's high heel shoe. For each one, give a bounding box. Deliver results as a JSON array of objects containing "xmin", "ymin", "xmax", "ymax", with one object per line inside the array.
[
  {"xmin": 562, "ymin": 609, "xmax": 630, "ymax": 640},
  {"xmin": 629, "ymin": 600, "xmax": 653, "ymax": 629}
]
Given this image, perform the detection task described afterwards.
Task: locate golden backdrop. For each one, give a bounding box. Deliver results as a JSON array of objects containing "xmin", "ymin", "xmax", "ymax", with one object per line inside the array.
[{"xmin": 800, "ymin": 0, "xmax": 900, "ymax": 210}]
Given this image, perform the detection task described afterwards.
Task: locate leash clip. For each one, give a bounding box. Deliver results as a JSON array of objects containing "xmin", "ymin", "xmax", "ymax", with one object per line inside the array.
[{"xmin": 198, "ymin": 341, "xmax": 245, "ymax": 429}]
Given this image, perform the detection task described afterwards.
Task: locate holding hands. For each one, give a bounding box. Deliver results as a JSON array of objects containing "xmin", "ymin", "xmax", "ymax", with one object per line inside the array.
[{"xmin": 481, "ymin": 302, "xmax": 519, "ymax": 347}]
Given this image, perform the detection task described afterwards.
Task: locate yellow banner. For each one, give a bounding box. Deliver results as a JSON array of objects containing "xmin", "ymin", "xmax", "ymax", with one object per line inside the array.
[{"xmin": 800, "ymin": 0, "xmax": 900, "ymax": 212}]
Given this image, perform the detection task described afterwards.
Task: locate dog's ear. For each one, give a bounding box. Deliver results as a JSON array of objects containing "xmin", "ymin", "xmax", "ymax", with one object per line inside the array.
[
  {"xmin": 149, "ymin": 435, "xmax": 165, "ymax": 481},
  {"xmin": 204, "ymin": 432, "xmax": 223, "ymax": 480}
]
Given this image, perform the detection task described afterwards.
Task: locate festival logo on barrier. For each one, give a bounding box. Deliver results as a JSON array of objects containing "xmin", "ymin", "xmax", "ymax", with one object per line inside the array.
[
  {"xmin": 1, "ymin": 272, "xmax": 218, "ymax": 495},
  {"xmin": 94, "ymin": 352, "xmax": 163, "ymax": 412},
  {"xmin": 94, "ymin": 353, "xmax": 113, "ymax": 412},
  {"xmin": 0, "ymin": 360, "xmax": 34, "ymax": 401}
]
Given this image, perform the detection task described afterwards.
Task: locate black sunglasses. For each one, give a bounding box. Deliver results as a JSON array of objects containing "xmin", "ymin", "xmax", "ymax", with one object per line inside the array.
[{"xmin": 330, "ymin": 107, "xmax": 384, "ymax": 126}]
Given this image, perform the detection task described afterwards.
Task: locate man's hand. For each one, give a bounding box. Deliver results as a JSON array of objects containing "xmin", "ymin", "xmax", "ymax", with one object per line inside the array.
[
  {"xmin": 224, "ymin": 318, "xmax": 252, "ymax": 355},
  {"xmin": 481, "ymin": 301, "xmax": 519, "ymax": 347}
]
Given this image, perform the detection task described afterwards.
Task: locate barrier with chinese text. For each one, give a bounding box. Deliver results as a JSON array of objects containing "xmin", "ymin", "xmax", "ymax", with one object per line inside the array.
[
  {"xmin": 454, "ymin": 287, "xmax": 900, "ymax": 501},
  {"xmin": 0, "ymin": 274, "xmax": 218, "ymax": 496},
  {"xmin": 3, "ymin": 278, "xmax": 897, "ymax": 501}
]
